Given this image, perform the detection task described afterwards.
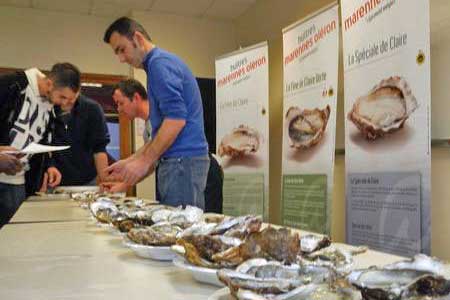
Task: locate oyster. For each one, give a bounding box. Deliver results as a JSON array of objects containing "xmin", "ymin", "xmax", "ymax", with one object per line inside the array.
[
  {"xmin": 173, "ymin": 234, "xmax": 243, "ymax": 268},
  {"xmin": 347, "ymin": 254, "xmax": 450, "ymax": 300},
  {"xmin": 217, "ymin": 258, "xmax": 335, "ymax": 299},
  {"xmin": 149, "ymin": 205, "xmax": 202, "ymax": 228},
  {"xmin": 167, "ymin": 205, "xmax": 203, "ymax": 228},
  {"xmin": 176, "ymin": 221, "xmax": 217, "ymax": 238},
  {"xmin": 210, "ymin": 215, "xmax": 262, "ymax": 239},
  {"xmin": 348, "ymin": 76, "xmax": 418, "ymax": 140},
  {"xmin": 299, "ymin": 245, "xmax": 367, "ymax": 273},
  {"xmin": 285, "ymin": 105, "xmax": 330, "ymax": 149},
  {"xmin": 212, "ymin": 227, "xmax": 300, "ymax": 266},
  {"xmin": 127, "ymin": 222, "xmax": 183, "ymax": 246},
  {"xmin": 299, "ymin": 234, "xmax": 331, "ymax": 254},
  {"xmin": 89, "ymin": 198, "xmax": 119, "ymax": 223},
  {"xmin": 218, "ymin": 125, "xmax": 261, "ymax": 157},
  {"xmin": 384, "ymin": 254, "xmax": 449, "ymax": 277}
]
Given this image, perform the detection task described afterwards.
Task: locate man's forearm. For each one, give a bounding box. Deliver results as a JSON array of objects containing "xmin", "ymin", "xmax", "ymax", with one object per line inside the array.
[
  {"xmin": 94, "ymin": 152, "xmax": 109, "ymax": 182},
  {"xmin": 136, "ymin": 119, "xmax": 185, "ymax": 163}
]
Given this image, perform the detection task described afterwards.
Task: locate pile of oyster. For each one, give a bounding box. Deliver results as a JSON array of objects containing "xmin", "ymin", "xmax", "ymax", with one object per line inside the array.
[
  {"xmin": 88, "ymin": 194, "xmax": 204, "ymax": 237},
  {"xmin": 124, "ymin": 206, "xmax": 205, "ymax": 247},
  {"xmin": 218, "ymin": 125, "xmax": 262, "ymax": 157},
  {"xmin": 172, "ymin": 215, "xmax": 265, "ymax": 268},
  {"xmin": 348, "ymin": 76, "xmax": 418, "ymax": 140},
  {"xmin": 285, "ymin": 105, "xmax": 330, "ymax": 149},
  {"xmin": 217, "ymin": 246, "xmax": 450, "ymax": 300}
]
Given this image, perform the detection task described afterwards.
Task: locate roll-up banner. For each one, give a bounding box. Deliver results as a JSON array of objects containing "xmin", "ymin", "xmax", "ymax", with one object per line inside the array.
[
  {"xmin": 215, "ymin": 42, "xmax": 270, "ymax": 220},
  {"xmin": 281, "ymin": 3, "xmax": 339, "ymax": 235},
  {"xmin": 342, "ymin": 0, "xmax": 431, "ymax": 256}
]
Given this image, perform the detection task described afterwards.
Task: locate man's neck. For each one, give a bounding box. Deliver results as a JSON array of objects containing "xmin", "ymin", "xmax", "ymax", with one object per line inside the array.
[
  {"xmin": 142, "ymin": 42, "xmax": 155, "ymax": 59},
  {"xmin": 137, "ymin": 101, "xmax": 149, "ymax": 120},
  {"xmin": 36, "ymin": 75, "xmax": 48, "ymax": 97}
]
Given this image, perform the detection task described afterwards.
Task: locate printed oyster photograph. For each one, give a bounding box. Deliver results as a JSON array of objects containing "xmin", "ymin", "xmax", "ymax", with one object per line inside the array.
[
  {"xmin": 284, "ymin": 105, "xmax": 331, "ymax": 162},
  {"xmin": 218, "ymin": 125, "xmax": 265, "ymax": 169},
  {"xmin": 348, "ymin": 76, "xmax": 418, "ymax": 149}
]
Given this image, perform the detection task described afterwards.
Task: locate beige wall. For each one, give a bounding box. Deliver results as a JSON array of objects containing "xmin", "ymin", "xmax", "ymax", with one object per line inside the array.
[
  {"xmin": 129, "ymin": 10, "xmax": 238, "ymax": 199},
  {"xmin": 235, "ymin": 0, "xmax": 450, "ymax": 260},
  {"xmin": 131, "ymin": 10, "xmax": 238, "ymax": 78},
  {"xmin": 0, "ymin": 7, "xmax": 128, "ymax": 75}
]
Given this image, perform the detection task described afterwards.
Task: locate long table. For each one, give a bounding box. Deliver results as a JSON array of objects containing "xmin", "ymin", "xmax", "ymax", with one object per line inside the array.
[{"xmin": 0, "ymin": 197, "xmax": 405, "ymax": 300}]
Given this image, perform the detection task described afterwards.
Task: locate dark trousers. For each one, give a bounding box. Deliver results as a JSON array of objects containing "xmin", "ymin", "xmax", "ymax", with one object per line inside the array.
[{"xmin": 0, "ymin": 183, "xmax": 26, "ymax": 229}]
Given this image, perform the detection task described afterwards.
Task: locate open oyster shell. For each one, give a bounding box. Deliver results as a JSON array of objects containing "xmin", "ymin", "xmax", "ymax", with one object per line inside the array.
[
  {"xmin": 348, "ymin": 76, "xmax": 418, "ymax": 140},
  {"xmin": 298, "ymin": 244, "xmax": 367, "ymax": 274},
  {"xmin": 347, "ymin": 254, "xmax": 450, "ymax": 300},
  {"xmin": 218, "ymin": 125, "xmax": 261, "ymax": 157},
  {"xmin": 212, "ymin": 227, "xmax": 300, "ymax": 266},
  {"xmin": 285, "ymin": 105, "xmax": 330, "ymax": 149},
  {"xmin": 211, "ymin": 215, "xmax": 262, "ymax": 240},
  {"xmin": 89, "ymin": 197, "xmax": 119, "ymax": 223},
  {"xmin": 127, "ymin": 222, "xmax": 183, "ymax": 246},
  {"xmin": 299, "ymin": 234, "xmax": 331, "ymax": 254},
  {"xmin": 173, "ymin": 234, "xmax": 243, "ymax": 269},
  {"xmin": 217, "ymin": 258, "xmax": 336, "ymax": 299}
]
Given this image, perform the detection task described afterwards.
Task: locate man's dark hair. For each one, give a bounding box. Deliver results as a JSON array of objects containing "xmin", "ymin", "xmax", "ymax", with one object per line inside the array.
[
  {"xmin": 103, "ymin": 17, "xmax": 152, "ymax": 43},
  {"xmin": 48, "ymin": 63, "xmax": 81, "ymax": 92},
  {"xmin": 114, "ymin": 79, "xmax": 148, "ymax": 101}
]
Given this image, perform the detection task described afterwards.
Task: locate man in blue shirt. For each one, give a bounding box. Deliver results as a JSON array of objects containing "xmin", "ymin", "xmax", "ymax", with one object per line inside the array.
[{"xmin": 103, "ymin": 17, "xmax": 209, "ymax": 209}]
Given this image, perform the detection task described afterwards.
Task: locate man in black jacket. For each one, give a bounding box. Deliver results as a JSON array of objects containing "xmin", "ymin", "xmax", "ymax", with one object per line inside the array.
[
  {"xmin": 40, "ymin": 64, "xmax": 110, "ymax": 189},
  {"xmin": 0, "ymin": 63, "xmax": 81, "ymax": 228}
]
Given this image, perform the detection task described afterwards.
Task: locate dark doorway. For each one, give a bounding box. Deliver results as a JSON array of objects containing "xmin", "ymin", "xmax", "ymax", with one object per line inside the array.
[{"xmin": 197, "ymin": 78, "xmax": 216, "ymax": 153}]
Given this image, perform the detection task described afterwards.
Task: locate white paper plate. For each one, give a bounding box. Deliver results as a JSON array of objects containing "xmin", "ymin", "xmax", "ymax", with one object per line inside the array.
[
  {"xmin": 123, "ymin": 238, "xmax": 176, "ymax": 261},
  {"xmin": 208, "ymin": 288, "xmax": 231, "ymax": 300},
  {"xmin": 172, "ymin": 256, "xmax": 224, "ymax": 287}
]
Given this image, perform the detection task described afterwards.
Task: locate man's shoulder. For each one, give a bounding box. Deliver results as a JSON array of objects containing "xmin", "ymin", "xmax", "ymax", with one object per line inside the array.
[
  {"xmin": 79, "ymin": 95, "xmax": 103, "ymax": 111},
  {"xmin": 148, "ymin": 48, "xmax": 182, "ymax": 67},
  {"xmin": 0, "ymin": 70, "xmax": 29, "ymax": 91}
]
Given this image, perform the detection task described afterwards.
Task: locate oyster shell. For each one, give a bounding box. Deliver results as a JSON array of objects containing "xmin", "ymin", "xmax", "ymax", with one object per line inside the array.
[
  {"xmin": 173, "ymin": 234, "xmax": 243, "ymax": 268},
  {"xmin": 299, "ymin": 234, "xmax": 331, "ymax": 254},
  {"xmin": 176, "ymin": 221, "xmax": 217, "ymax": 238},
  {"xmin": 347, "ymin": 254, "xmax": 450, "ymax": 300},
  {"xmin": 127, "ymin": 222, "xmax": 183, "ymax": 246},
  {"xmin": 212, "ymin": 227, "xmax": 300, "ymax": 266},
  {"xmin": 285, "ymin": 105, "xmax": 330, "ymax": 149},
  {"xmin": 89, "ymin": 198, "xmax": 119, "ymax": 223},
  {"xmin": 149, "ymin": 205, "xmax": 202, "ymax": 228},
  {"xmin": 167, "ymin": 205, "xmax": 203, "ymax": 228},
  {"xmin": 210, "ymin": 215, "xmax": 262, "ymax": 239},
  {"xmin": 299, "ymin": 245, "xmax": 367, "ymax": 273},
  {"xmin": 217, "ymin": 258, "xmax": 335, "ymax": 298},
  {"xmin": 348, "ymin": 76, "xmax": 418, "ymax": 140},
  {"xmin": 218, "ymin": 125, "xmax": 261, "ymax": 157}
]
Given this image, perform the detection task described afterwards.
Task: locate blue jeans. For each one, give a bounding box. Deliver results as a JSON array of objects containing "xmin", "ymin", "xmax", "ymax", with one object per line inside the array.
[
  {"xmin": 0, "ymin": 183, "xmax": 26, "ymax": 229},
  {"xmin": 157, "ymin": 155, "xmax": 210, "ymax": 210}
]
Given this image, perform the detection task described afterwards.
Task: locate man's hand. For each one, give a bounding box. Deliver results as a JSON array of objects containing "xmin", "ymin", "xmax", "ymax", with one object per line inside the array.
[
  {"xmin": 0, "ymin": 153, "xmax": 22, "ymax": 175},
  {"xmin": 105, "ymin": 155, "xmax": 153, "ymax": 186},
  {"xmin": 100, "ymin": 181, "xmax": 129, "ymax": 193},
  {"xmin": 46, "ymin": 167, "xmax": 62, "ymax": 188}
]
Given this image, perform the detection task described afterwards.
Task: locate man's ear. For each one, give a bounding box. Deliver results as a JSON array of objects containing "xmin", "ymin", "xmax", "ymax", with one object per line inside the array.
[
  {"xmin": 47, "ymin": 78, "xmax": 54, "ymax": 92},
  {"xmin": 132, "ymin": 92, "xmax": 141, "ymax": 102},
  {"xmin": 133, "ymin": 31, "xmax": 146, "ymax": 49}
]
